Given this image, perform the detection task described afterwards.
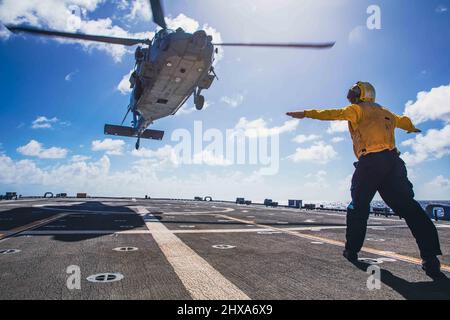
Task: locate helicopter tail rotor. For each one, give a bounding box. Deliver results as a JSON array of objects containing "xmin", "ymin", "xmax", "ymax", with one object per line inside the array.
[{"xmin": 104, "ymin": 124, "xmax": 164, "ymax": 141}]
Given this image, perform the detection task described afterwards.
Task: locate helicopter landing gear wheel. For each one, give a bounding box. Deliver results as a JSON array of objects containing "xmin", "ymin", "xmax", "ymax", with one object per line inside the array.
[{"xmin": 195, "ymin": 95, "xmax": 205, "ymax": 110}]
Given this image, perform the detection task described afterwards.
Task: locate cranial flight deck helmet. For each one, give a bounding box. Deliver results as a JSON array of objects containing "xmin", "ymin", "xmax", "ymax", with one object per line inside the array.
[{"xmin": 347, "ymin": 81, "xmax": 376, "ymax": 104}]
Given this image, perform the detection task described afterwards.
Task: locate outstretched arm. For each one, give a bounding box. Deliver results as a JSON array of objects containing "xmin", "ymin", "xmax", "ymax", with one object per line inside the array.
[
  {"xmin": 394, "ymin": 114, "xmax": 421, "ymax": 133},
  {"xmin": 287, "ymin": 104, "xmax": 362, "ymax": 125}
]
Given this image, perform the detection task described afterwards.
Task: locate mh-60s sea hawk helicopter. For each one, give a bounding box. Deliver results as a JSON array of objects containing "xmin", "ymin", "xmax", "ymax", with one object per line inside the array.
[{"xmin": 5, "ymin": 0, "xmax": 335, "ymax": 149}]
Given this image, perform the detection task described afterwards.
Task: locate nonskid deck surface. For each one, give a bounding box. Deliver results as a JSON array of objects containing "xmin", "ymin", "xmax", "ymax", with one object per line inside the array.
[{"xmin": 0, "ymin": 198, "xmax": 449, "ymax": 300}]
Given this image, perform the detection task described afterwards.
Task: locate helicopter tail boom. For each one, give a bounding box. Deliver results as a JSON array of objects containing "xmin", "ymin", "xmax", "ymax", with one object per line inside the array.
[{"xmin": 104, "ymin": 124, "xmax": 164, "ymax": 140}]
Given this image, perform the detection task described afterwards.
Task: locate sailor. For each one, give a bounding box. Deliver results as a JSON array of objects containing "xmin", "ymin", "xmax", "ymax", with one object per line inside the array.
[{"xmin": 287, "ymin": 81, "xmax": 444, "ymax": 279}]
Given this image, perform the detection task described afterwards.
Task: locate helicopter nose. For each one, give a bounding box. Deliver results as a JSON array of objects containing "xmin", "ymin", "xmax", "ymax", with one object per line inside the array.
[{"xmin": 192, "ymin": 30, "xmax": 207, "ymax": 49}]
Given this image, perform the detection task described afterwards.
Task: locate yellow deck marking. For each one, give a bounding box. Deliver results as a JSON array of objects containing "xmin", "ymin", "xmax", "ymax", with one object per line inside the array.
[
  {"xmin": 130, "ymin": 206, "xmax": 249, "ymax": 300},
  {"xmin": 219, "ymin": 215, "xmax": 450, "ymax": 273},
  {"xmin": 0, "ymin": 213, "xmax": 67, "ymax": 240}
]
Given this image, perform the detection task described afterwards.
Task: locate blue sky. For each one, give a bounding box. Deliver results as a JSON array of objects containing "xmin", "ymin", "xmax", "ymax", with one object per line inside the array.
[{"xmin": 0, "ymin": 0, "xmax": 449, "ymax": 202}]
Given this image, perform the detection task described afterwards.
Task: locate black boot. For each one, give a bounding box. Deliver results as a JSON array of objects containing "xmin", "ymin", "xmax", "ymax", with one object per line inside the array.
[
  {"xmin": 343, "ymin": 250, "xmax": 358, "ymax": 262},
  {"xmin": 422, "ymin": 257, "xmax": 447, "ymax": 280}
]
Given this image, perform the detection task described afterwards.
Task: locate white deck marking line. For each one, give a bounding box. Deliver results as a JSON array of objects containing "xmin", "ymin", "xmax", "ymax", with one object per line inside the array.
[
  {"xmin": 36, "ymin": 207, "xmax": 137, "ymax": 215},
  {"xmin": 18, "ymin": 226, "xmax": 344, "ymax": 235},
  {"xmin": 218, "ymin": 214, "xmax": 450, "ymax": 273},
  {"xmin": 17, "ymin": 226, "xmax": 353, "ymax": 235},
  {"xmin": 130, "ymin": 206, "xmax": 249, "ymax": 300},
  {"xmin": 161, "ymin": 208, "xmax": 235, "ymax": 215},
  {"xmin": 307, "ymin": 210, "xmax": 406, "ymax": 223},
  {"xmin": 32, "ymin": 202, "xmax": 85, "ymax": 207},
  {"xmin": 22, "ymin": 230, "xmax": 151, "ymax": 235}
]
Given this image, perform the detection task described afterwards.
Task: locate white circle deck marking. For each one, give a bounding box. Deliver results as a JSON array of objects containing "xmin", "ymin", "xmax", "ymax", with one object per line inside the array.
[
  {"xmin": 86, "ymin": 273, "xmax": 124, "ymax": 283},
  {"xmin": 358, "ymin": 257, "xmax": 396, "ymax": 265},
  {"xmin": 367, "ymin": 238, "xmax": 385, "ymax": 242},
  {"xmin": 113, "ymin": 247, "xmax": 138, "ymax": 252},
  {"xmin": 311, "ymin": 241, "xmax": 324, "ymax": 244},
  {"xmin": 212, "ymin": 244, "xmax": 236, "ymax": 250},
  {"xmin": 179, "ymin": 225, "xmax": 196, "ymax": 228},
  {"xmin": 0, "ymin": 249, "xmax": 21, "ymax": 254}
]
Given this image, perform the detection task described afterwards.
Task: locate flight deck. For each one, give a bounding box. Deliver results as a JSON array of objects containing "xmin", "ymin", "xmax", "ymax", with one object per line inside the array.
[{"xmin": 0, "ymin": 198, "xmax": 449, "ymax": 300}]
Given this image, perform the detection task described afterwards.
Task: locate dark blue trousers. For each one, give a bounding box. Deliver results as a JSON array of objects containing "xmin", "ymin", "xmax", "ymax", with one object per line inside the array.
[{"xmin": 346, "ymin": 149, "xmax": 442, "ymax": 259}]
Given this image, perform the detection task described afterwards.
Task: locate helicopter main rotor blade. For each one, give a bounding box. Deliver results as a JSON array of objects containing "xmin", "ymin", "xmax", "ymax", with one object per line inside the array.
[
  {"xmin": 5, "ymin": 25, "xmax": 150, "ymax": 46},
  {"xmin": 212, "ymin": 42, "xmax": 336, "ymax": 49},
  {"xmin": 149, "ymin": 0, "xmax": 167, "ymax": 29}
]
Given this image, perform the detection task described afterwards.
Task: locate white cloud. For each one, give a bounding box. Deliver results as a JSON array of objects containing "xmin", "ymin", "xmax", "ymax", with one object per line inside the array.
[
  {"xmin": 426, "ymin": 175, "xmax": 450, "ymax": 190},
  {"xmin": 287, "ymin": 142, "xmax": 337, "ymax": 164},
  {"xmin": 65, "ymin": 70, "xmax": 78, "ymax": 81},
  {"xmin": 292, "ymin": 134, "xmax": 321, "ymax": 144},
  {"xmin": 117, "ymin": 69, "xmax": 133, "ymax": 94},
  {"xmin": 221, "ymin": 94, "xmax": 244, "ymax": 108},
  {"xmin": 131, "ymin": 145, "xmax": 179, "ymax": 167},
  {"xmin": 327, "ymin": 121, "xmax": 348, "ymax": 134},
  {"xmin": 0, "ymin": 0, "xmax": 154, "ymax": 62},
  {"xmin": 331, "ymin": 137, "xmax": 345, "ymax": 143},
  {"xmin": 192, "ymin": 150, "xmax": 232, "ymax": 167},
  {"xmin": 0, "ymin": 153, "xmax": 262, "ymax": 199},
  {"xmin": 338, "ymin": 174, "xmax": 353, "ymax": 192},
  {"xmin": 176, "ymin": 105, "xmax": 197, "ymax": 116},
  {"xmin": 401, "ymin": 124, "xmax": 450, "ymax": 166},
  {"xmin": 175, "ymin": 101, "xmax": 211, "ymax": 116},
  {"xmin": 304, "ymin": 170, "xmax": 329, "ymax": 189},
  {"xmin": 348, "ymin": 25, "xmax": 367, "ymax": 45},
  {"xmin": 436, "ymin": 5, "xmax": 448, "ymax": 13},
  {"xmin": 404, "ymin": 83, "xmax": 450, "ymax": 124},
  {"xmin": 0, "ymin": 25, "xmax": 10, "ymax": 39},
  {"xmin": 71, "ymin": 155, "xmax": 91, "ymax": 162},
  {"xmin": 233, "ymin": 117, "xmax": 299, "ymax": 138},
  {"xmin": 31, "ymin": 116, "xmax": 59, "ymax": 129},
  {"xmin": 166, "ymin": 14, "xmax": 199, "ymax": 32},
  {"xmin": 17, "ymin": 140, "xmax": 68, "ymax": 159},
  {"xmin": 125, "ymin": 0, "xmax": 151, "ymax": 21},
  {"xmin": 0, "ymin": 155, "xmax": 46, "ymax": 185},
  {"xmin": 91, "ymin": 138, "xmax": 125, "ymax": 155}
]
